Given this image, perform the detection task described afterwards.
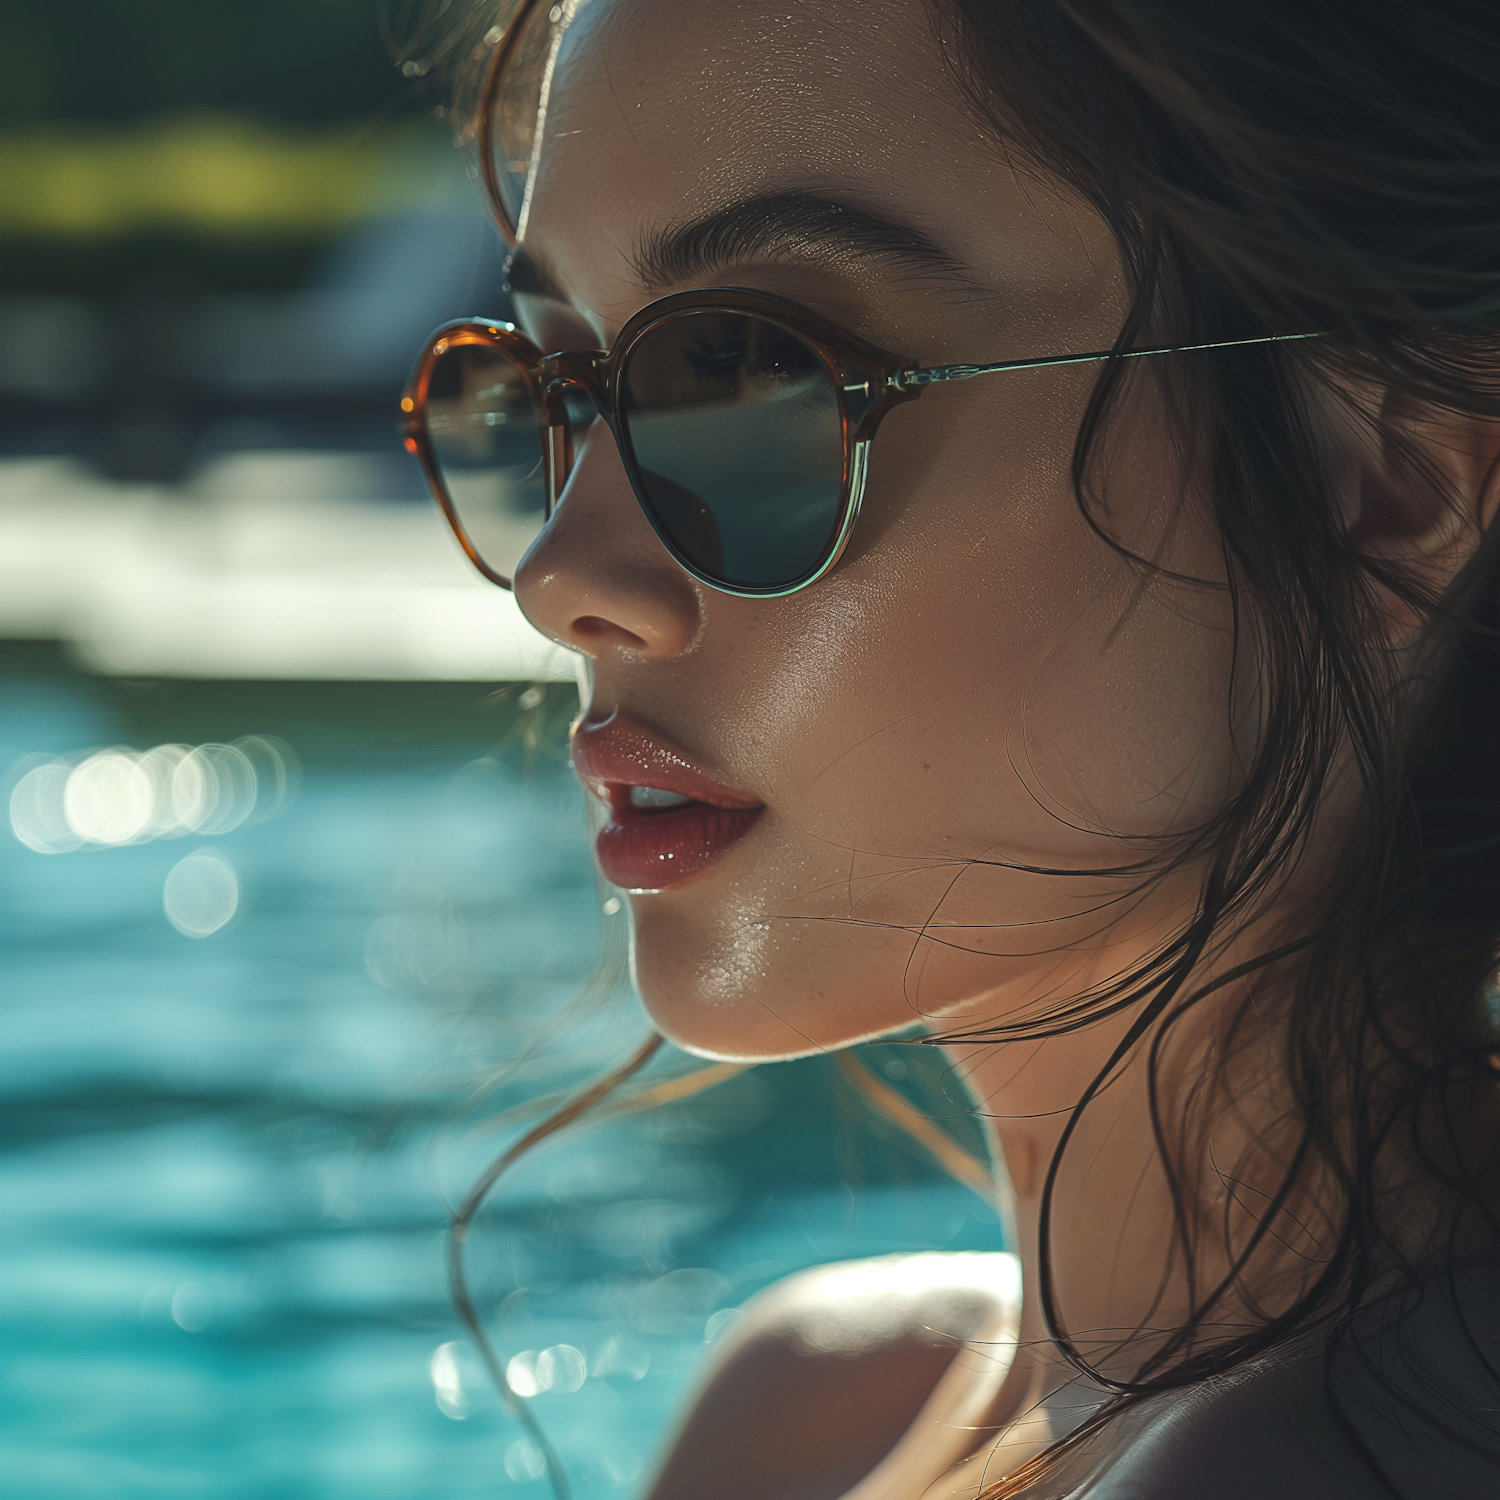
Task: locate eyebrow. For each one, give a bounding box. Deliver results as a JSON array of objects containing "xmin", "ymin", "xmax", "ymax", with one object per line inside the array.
[
  {"xmin": 630, "ymin": 191, "xmax": 989, "ymax": 296},
  {"xmin": 504, "ymin": 190, "xmax": 993, "ymax": 304}
]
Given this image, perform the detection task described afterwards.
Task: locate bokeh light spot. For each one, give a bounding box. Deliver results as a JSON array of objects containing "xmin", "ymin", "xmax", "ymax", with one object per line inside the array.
[
  {"xmin": 429, "ymin": 1341, "xmax": 468, "ymax": 1420},
  {"xmin": 164, "ymin": 850, "xmax": 240, "ymax": 937},
  {"xmin": 505, "ymin": 1349, "xmax": 540, "ymax": 1398},
  {"xmin": 536, "ymin": 1343, "xmax": 587, "ymax": 1394},
  {"xmin": 8, "ymin": 762, "xmax": 82, "ymax": 853},
  {"xmin": 6, "ymin": 736, "xmax": 298, "ymax": 853},
  {"xmin": 504, "ymin": 1439, "xmax": 547, "ymax": 1482},
  {"xmin": 170, "ymin": 1281, "xmax": 214, "ymax": 1332},
  {"xmin": 64, "ymin": 750, "xmax": 153, "ymax": 844}
]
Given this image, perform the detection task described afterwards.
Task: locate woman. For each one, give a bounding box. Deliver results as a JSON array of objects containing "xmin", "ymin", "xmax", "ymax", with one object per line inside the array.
[{"xmin": 401, "ymin": 1, "xmax": 1500, "ymax": 1494}]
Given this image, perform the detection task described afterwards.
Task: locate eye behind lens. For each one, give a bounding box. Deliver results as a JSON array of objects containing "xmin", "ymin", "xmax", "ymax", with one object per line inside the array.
[{"xmin": 620, "ymin": 311, "xmax": 848, "ymax": 592}]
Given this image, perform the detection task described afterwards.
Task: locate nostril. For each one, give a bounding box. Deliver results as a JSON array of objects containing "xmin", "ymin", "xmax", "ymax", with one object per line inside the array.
[{"xmin": 572, "ymin": 615, "xmax": 648, "ymax": 649}]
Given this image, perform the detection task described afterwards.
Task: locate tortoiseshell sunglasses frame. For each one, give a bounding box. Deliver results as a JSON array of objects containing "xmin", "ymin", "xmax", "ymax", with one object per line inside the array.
[{"xmin": 401, "ymin": 0, "xmax": 1322, "ymax": 597}]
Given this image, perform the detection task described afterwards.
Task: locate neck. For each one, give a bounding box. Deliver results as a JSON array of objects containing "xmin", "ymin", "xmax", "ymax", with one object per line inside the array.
[{"xmin": 940, "ymin": 936, "xmax": 1302, "ymax": 1405}]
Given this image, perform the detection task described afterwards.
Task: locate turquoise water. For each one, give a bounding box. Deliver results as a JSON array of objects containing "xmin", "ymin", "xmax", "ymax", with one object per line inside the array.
[{"xmin": 0, "ymin": 649, "xmax": 1001, "ymax": 1499}]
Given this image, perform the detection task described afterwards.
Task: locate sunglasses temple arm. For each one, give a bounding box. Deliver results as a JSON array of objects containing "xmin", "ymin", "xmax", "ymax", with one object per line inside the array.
[{"xmin": 891, "ymin": 329, "xmax": 1326, "ymax": 390}]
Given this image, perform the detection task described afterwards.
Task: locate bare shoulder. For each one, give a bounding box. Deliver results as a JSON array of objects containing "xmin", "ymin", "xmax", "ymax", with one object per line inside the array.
[
  {"xmin": 731, "ymin": 1250, "xmax": 1021, "ymax": 1355},
  {"xmin": 642, "ymin": 1251, "xmax": 1025, "ymax": 1500}
]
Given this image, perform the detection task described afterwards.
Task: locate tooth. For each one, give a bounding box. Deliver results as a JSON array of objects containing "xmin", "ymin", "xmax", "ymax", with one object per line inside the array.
[{"xmin": 630, "ymin": 785, "xmax": 692, "ymax": 810}]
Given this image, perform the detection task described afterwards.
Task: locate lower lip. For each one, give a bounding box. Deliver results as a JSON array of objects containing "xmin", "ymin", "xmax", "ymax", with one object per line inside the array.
[{"xmin": 596, "ymin": 802, "xmax": 762, "ymax": 891}]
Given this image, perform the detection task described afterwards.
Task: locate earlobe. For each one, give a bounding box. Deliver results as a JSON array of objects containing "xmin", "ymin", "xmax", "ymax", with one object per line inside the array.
[{"xmin": 1339, "ymin": 386, "xmax": 1500, "ymax": 635}]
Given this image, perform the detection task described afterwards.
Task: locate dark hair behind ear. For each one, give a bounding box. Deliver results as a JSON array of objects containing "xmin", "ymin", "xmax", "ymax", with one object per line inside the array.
[{"xmin": 933, "ymin": 2, "xmax": 1500, "ymax": 1493}]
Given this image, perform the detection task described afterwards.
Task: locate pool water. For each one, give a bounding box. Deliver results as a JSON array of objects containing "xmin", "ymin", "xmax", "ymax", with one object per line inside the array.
[{"xmin": 0, "ymin": 648, "xmax": 1002, "ymax": 1499}]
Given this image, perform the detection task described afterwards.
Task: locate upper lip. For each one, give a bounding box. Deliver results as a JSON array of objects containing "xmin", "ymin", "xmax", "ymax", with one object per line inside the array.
[{"xmin": 570, "ymin": 712, "xmax": 763, "ymax": 814}]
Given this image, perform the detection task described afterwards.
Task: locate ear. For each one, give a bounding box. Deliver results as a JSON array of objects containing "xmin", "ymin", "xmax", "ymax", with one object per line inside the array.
[{"xmin": 1340, "ymin": 386, "xmax": 1500, "ymax": 639}]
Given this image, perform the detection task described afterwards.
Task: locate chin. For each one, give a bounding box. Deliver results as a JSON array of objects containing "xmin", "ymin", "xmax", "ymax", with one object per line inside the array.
[{"xmin": 626, "ymin": 894, "xmax": 934, "ymax": 1063}]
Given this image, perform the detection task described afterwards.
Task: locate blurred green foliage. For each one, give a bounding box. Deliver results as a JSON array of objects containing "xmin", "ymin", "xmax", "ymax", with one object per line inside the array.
[
  {"xmin": 0, "ymin": 0, "xmax": 410, "ymax": 127},
  {"xmin": 0, "ymin": 0, "xmax": 463, "ymax": 295},
  {"xmin": 0, "ymin": 117, "xmax": 444, "ymax": 236}
]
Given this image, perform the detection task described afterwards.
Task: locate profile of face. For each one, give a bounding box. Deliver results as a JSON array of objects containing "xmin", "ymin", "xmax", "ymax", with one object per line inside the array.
[{"xmin": 512, "ymin": 0, "xmax": 1239, "ymax": 1064}]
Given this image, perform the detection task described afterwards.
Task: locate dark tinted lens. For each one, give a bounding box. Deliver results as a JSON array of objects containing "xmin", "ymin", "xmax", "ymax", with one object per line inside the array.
[
  {"xmin": 425, "ymin": 343, "xmax": 546, "ymax": 580},
  {"xmin": 620, "ymin": 312, "xmax": 845, "ymax": 591}
]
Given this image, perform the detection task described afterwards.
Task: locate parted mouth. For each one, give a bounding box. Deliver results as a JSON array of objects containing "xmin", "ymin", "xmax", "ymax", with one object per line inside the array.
[{"xmin": 570, "ymin": 712, "xmax": 764, "ymax": 891}]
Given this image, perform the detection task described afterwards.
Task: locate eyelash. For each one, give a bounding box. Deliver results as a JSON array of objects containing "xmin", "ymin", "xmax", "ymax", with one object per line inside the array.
[
  {"xmin": 684, "ymin": 328, "xmax": 751, "ymax": 376},
  {"xmin": 683, "ymin": 325, "xmax": 815, "ymax": 381}
]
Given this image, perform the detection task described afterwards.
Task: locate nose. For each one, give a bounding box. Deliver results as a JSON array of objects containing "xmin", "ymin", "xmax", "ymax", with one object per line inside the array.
[{"xmin": 513, "ymin": 421, "xmax": 702, "ymax": 659}]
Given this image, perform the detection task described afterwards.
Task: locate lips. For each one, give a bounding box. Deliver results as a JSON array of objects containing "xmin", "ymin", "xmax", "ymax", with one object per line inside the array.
[{"xmin": 571, "ymin": 713, "xmax": 763, "ymax": 891}]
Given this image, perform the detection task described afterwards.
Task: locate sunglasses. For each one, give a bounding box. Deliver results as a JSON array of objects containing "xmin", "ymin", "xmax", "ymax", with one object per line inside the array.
[{"xmin": 400, "ymin": 0, "xmax": 1320, "ymax": 598}]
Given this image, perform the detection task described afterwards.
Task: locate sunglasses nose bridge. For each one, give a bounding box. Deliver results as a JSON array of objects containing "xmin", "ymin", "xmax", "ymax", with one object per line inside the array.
[
  {"xmin": 536, "ymin": 353, "xmax": 617, "ymax": 515},
  {"xmin": 540, "ymin": 351, "xmax": 611, "ymax": 423}
]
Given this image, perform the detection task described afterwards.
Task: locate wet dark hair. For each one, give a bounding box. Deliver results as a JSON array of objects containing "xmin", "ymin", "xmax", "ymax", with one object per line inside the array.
[
  {"xmin": 400, "ymin": 0, "xmax": 1500, "ymax": 1493},
  {"xmin": 927, "ymin": 0, "xmax": 1500, "ymax": 1492}
]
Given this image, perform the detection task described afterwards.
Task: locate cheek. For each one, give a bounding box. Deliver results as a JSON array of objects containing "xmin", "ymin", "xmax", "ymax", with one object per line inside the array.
[
  {"xmin": 775, "ymin": 373, "xmax": 1237, "ymax": 856},
  {"xmin": 629, "ymin": 376, "xmax": 1237, "ymax": 1059}
]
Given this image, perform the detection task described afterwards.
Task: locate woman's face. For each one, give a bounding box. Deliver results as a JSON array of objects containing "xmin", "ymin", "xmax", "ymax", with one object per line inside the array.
[{"xmin": 512, "ymin": 0, "xmax": 1237, "ymax": 1061}]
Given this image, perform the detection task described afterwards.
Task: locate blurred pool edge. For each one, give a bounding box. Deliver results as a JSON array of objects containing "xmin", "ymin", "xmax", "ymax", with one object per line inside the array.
[
  {"xmin": 0, "ymin": 454, "xmax": 578, "ymax": 685},
  {"xmin": 0, "ymin": 640, "xmax": 581, "ymax": 767}
]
